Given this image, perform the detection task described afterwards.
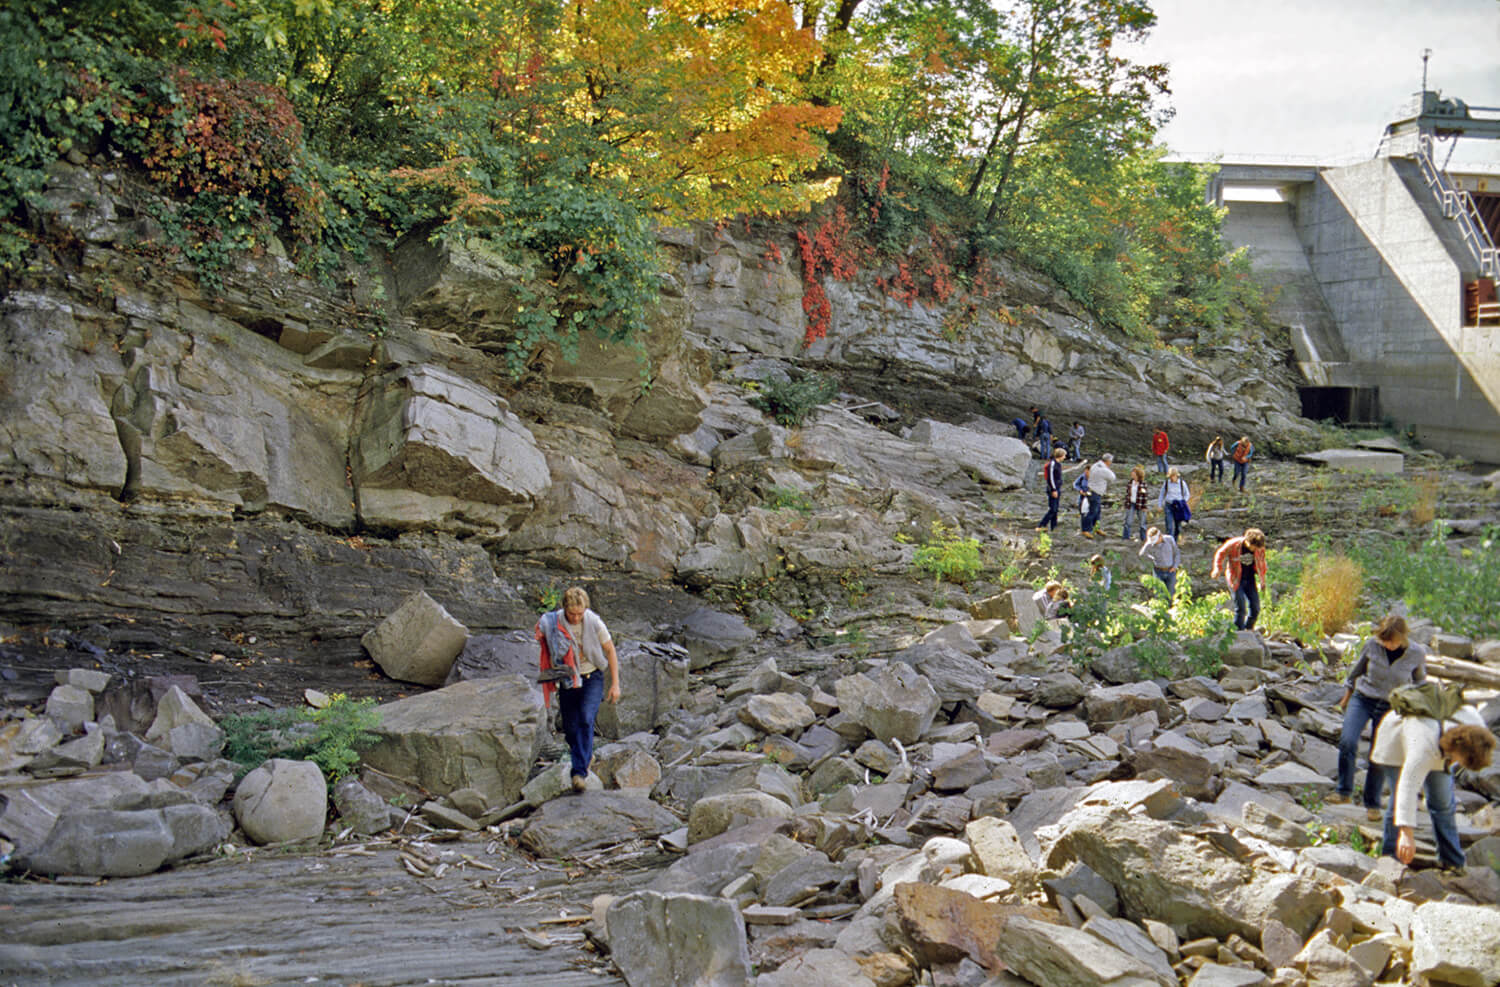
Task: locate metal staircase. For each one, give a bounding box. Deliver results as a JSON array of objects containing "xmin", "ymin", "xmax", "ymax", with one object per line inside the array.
[{"xmin": 1414, "ymin": 134, "xmax": 1500, "ymax": 278}]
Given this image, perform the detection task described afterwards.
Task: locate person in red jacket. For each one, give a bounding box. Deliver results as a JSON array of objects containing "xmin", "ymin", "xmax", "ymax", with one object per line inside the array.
[
  {"xmin": 1151, "ymin": 428, "xmax": 1169, "ymax": 473},
  {"xmin": 1211, "ymin": 528, "xmax": 1268, "ymax": 631}
]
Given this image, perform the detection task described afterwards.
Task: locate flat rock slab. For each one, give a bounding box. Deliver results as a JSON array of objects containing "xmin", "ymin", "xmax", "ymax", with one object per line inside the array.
[
  {"xmin": 1296, "ymin": 449, "xmax": 1403, "ymax": 473},
  {"xmin": 0, "ymin": 839, "xmax": 671, "ymax": 985},
  {"xmin": 520, "ymin": 791, "xmax": 682, "ymax": 856}
]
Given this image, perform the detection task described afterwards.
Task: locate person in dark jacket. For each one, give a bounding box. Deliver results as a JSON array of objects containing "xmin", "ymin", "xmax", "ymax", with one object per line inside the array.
[
  {"xmin": 1034, "ymin": 447, "xmax": 1066, "ymax": 532},
  {"xmin": 1333, "ymin": 615, "xmax": 1427, "ymax": 819}
]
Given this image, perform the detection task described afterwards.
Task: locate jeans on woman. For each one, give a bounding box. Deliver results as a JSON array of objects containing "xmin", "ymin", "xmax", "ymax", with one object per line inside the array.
[
  {"xmin": 1233, "ymin": 461, "xmax": 1249, "ymax": 490},
  {"xmin": 558, "ymin": 669, "xmax": 605, "ymax": 780},
  {"xmin": 1122, "ymin": 506, "xmax": 1147, "ymax": 541},
  {"xmin": 1380, "ymin": 764, "xmax": 1465, "ymax": 869},
  {"xmin": 1337, "ymin": 693, "xmax": 1390, "ymax": 807},
  {"xmin": 1233, "ymin": 580, "xmax": 1260, "ymax": 630},
  {"xmin": 1082, "ymin": 492, "xmax": 1102, "ymax": 532},
  {"xmin": 1209, "ymin": 459, "xmax": 1224, "ymax": 483},
  {"xmin": 1162, "ymin": 504, "xmax": 1182, "ymax": 538},
  {"xmin": 1153, "ymin": 567, "xmax": 1177, "ymax": 598}
]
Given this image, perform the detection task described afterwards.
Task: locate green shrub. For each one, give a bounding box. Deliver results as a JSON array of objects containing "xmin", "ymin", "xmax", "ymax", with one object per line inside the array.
[
  {"xmin": 765, "ymin": 486, "xmax": 815, "ymax": 514},
  {"xmin": 221, "ymin": 694, "xmax": 382, "ymax": 785},
  {"xmin": 1351, "ymin": 522, "xmax": 1500, "ymax": 638},
  {"xmin": 750, "ymin": 372, "xmax": 839, "ymax": 427},
  {"xmin": 912, "ymin": 521, "xmax": 982, "ymax": 585}
]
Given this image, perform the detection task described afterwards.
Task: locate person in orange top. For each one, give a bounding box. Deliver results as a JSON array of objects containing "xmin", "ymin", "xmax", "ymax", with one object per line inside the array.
[
  {"xmin": 1151, "ymin": 428, "xmax": 1169, "ymax": 473},
  {"xmin": 1212, "ymin": 527, "xmax": 1268, "ymax": 631}
]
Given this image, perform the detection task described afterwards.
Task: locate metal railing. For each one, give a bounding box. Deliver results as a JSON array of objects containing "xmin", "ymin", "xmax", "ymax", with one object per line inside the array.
[{"xmin": 1415, "ymin": 135, "xmax": 1499, "ymax": 278}]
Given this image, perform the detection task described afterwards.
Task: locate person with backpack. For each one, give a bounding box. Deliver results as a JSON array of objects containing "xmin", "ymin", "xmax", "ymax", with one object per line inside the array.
[
  {"xmin": 1034, "ymin": 446, "xmax": 1066, "ymax": 532},
  {"xmin": 1333, "ymin": 615, "xmax": 1428, "ymax": 819},
  {"xmin": 1210, "ymin": 527, "xmax": 1267, "ymax": 631},
  {"xmin": 535, "ymin": 586, "xmax": 621, "ymax": 792},
  {"xmin": 1082, "ymin": 454, "xmax": 1116, "ymax": 538},
  {"xmin": 1370, "ymin": 689, "xmax": 1496, "ymax": 872},
  {"xmin": 1230, "ymin": 436, "xmax": 1254, "ymax": 491},
  {"xmin": 1157, "ymin": 467, "xmax": 1191, "ymax": 539}
]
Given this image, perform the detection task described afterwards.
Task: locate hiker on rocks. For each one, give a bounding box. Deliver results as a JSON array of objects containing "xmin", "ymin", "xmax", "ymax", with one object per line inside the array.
[
  {"xmin": 1230, "ymin": 435, "xmax": 1255, "ymax": 491},
  {"xmin": 1205, "ymin": 436, "xmax": 1226, "ymax": 484},
  {"xmin": 1011, "ymin": 416, "xmax": 1030, "ymax": 441},
  {"xmin": 1082, "ymin": 454, "xmax": 1116, "ymax": 539},
  {"xmin": 1334, "ymin": 615, "xmax": 1428, "ymax": 820},
  {"xmin": 1151, "ymin": 428, "xmax": 1169, "ymax": 473},
  {"xmin": 1370, "ymin": 694, "xmax": 1496, "ymax": 872},
  {"xmin": 1036, "ymin": 415, "xmax": 1054, "ymax": 459},
  {"xmin": 535, "ymin": 586, "xmax": 621, "ymax": 792},
  {"xmin": 1210, "ymin": 528, "xmax": 1268, "ymax": 631},
  {"xmin": 1034, "ymin": 581, "xmax": 1070, "ymax": 620},
  {"xmin": 1121, "ymin": 465, "xmax": 1150, "ymax": 541},
  {"xmin": 1089, "ymin": 553, "xmax": 1112, "ymax": 591},
  {"xmin": 1140, "ymin": 526, "xmax": 1180, "ymax": 598},
  {"xmin": 1035, "ymin": 447, "xmax": 1066, "ymax": 532},
  {"xmin": 1068, "ymin": 421, "xmax": 1085, "ymax": 461},
  {"xmin": 1072, "ymin": 462, "xmax": 1092, "ymax": 536},
  {"xmin": 1157, "ymin": 467, "xmax": 1191, "ymax": 540}
]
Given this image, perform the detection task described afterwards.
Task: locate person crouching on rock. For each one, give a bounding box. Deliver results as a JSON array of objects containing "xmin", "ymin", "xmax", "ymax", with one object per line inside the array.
[
  {"xmin": 1370, "ymin": 703, "xmax": 1495, "ymax": 873},
  {"xmin": 535, "ymin": 586, "xmax": 621, "ymax": 792}
]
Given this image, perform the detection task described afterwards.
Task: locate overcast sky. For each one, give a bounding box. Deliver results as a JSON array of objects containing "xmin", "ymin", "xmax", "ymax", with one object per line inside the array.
[{"xmin": 1130, "ymin": 0, "xmax": 1500, "ymax": 168}]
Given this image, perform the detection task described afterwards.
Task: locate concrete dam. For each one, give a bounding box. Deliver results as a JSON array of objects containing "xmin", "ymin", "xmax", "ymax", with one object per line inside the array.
[{"xmin": 1205, "ymin": 91, "xmax": 1500, "ymax": 463}]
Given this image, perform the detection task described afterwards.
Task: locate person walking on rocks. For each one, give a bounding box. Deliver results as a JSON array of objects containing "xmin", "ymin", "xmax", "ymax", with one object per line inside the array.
[
  {"xmin": 1205, "ymin": 436, "xmax": 1226, "ymax": 484},
  {"xmin": 1334, "ymin": 615, "xmax": 1428, "ymax": 820},
  {"xmin": 1211, "ymin": 528, "xmax": 1268, "ymax": 631},
  {"xmin": 1121, "ymin": 465, "xmax": 1150, "ymax": 541},
  {"xmin": 1157, "ymin": 467, "xmax": 1191, "ymax": 540},
  {"xmin": 535, "ymin": 587, "xmax": 621, "ymax": 792},
  {"xmin": 1068, "ymin": 421, "xmax": 1085, "ymax": 461},
  {"xmin": 1370, "ymin": 702, "xmax": 1495, "ymax": 871},
  {"xmin": 1140, "ymin": 527, "xmax": 1180, "ymax": 598},
  {"xmin": 1230, "ymin": 435, "xmax": 1255, "ymax": 491},
  {"xmin": 1011, "ymin": 416, "xmax": 1030, "ymax": 441},
  {"xmin": 1036, "ymin": 414, "xmax": 1054, "ymax": 459},
  {"xmin": 1151, "ymin": 428, "xmax": 1170, "ymax": 473},
  {"xmin": 1089, "ymin": 553, "xmax": 1112, "ymax": 591},
  {"xmin": 1082, "ymin": 454, "xmax": 1116, "ymax": 538},
  {"xmin": 1072, "ymin": 462, "xmax": 1092, "ymax": 536},
  {"xmin": 1035, "ymin": 447, "xmax": 1066, "ymax": 532}
]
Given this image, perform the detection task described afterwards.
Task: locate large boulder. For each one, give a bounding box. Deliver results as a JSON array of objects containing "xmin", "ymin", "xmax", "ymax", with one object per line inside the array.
[
  {"xmin": 596, "ymin": 642, "xmax": 692, "ymax": 740},
  {"xmin": 361, "ymin": 676, "xmax": 543, "ymax": 807},
  {"xmin": 1411, "ymin": 901, "xmax": 1500, "ymax": 986},
  {"xmin": 606, "ymin": 891, "xmax": 751, "ymax": 987},
  {"xmin": 22, "ymin": 803, "xmax": 228, "ymax": 878},
  {"xmin": 360, "ymin": 590, "xmax": 469, "ymax": 686},
  {"xmin": 908, "ymin": 420, "xmax": 1030, "ymax": 488},
  {"xmin": 352, "ymin": 364, "xmax": 550, "ymax": 531},
  {"xmin": 520, "ymin": 791, "xmax": 681, "ymax": 856},
  {"xmin": 835, "ymin": 664, "xmax": 942, "ymax": 744},
  {"xmin": 232, "ymin": 758, "xmax": 328, "ymax": 845}
]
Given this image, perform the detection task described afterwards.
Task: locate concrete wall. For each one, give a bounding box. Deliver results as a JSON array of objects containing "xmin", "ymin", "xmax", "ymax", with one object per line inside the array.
[
  {"xmin": 1297, "ymin": 158, "xmax": 1500, "ymax": 462},
  {"xmin": 1222, "ymin": 157, "xmax": 1500, "ymax": 462}
]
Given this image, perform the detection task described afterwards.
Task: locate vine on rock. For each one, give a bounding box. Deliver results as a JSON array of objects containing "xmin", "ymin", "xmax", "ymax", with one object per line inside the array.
[{"xmin": 793, "ymin": 204, "xmax": 859, "ymax": 346}]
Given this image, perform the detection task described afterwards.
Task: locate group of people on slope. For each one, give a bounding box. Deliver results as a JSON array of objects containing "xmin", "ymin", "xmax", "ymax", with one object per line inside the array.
[
  {"xmin": 1012, "ymin": 408, "xmax": 1091, "ymax": 463},
  {"xmin": 1154, "ymin": 429, "xmax": 1256, "ymax": 491},
  {"xmin": 1035, "ymin": 455, "xmax": 1193, "ymax": 543},
  {"xmin": 1333, "ymin": 614, "xmax": 1496, "ymax": 873}
]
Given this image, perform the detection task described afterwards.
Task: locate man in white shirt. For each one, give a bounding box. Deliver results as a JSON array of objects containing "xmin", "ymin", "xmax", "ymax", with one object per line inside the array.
[
  {"xmin": 1081, "ymin": 453, "xmax": 1116, "ymax": 538},
  {"xmin": 1370, "ymin": 705, "xmax": 1495, "ymax": 871}
]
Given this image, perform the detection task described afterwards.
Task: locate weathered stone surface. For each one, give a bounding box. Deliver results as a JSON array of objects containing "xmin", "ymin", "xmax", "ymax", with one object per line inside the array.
[
  {"xmin": 755, "ymin": 948, "xmax": 877, "ymax": 987},
  {"xmin": 688, "ymin": 791, "xmax": 794, "ymax": 844},
  {"xmin": 232, "ymin": 758, "xmax": 328, "ymax": 845},
  {"xmin": 1411, "ymin": 900, "xmax": 1500, "ymax": 986},
  {"xmin": 520, "ymin": 791, "xmax": 680, "ymax": 856},
  {"xmin": 23, "ymin": 808, "xmax": 176, "ymax": 877},
  {"xmin": 333, "ymin": 777, "xmax": 393, "ymax": 836},
  {"xmin": 907, "ymin": 420, "xmax": 1030, "ymax": 488},
  {"xmin": 45, "ymin": 684, "xmax": 93, "ymax": 732},
  {"xmin": 606, "ymin": 891, "xmax": 751, "ymax": 987},
  {"xmin": 994, "ymin": 914, "xmax": 1168, "ymax": 986},
  {"xmin": 359, "ymin": 590, "xmax": 469, "ymax": 686},
  {"xmin": 740, "ymin": 693, "xmax": 817, "ymax": 736},
  {"xmin": 893, "ymin": 882, "xmax": 1023, "ymax": 971},
  {"xmin": 1291, "ymin": 929, "xmax": 1372, "ymax": 987},
  {"xmin": 966, "ymin": 817, "xmax": 1036, "ymax": 886},
  {"xmin": 595, "ymin": 642, "xmax": 692, "ymax": 740},
  {"xmin": 835, "ymin": 664, "xmax": 941, "ymax": 744},
  {"xmin": 0, "ymin": 772, "xmax": 151, "ymax": 856},
  {"xmin": 362, "ymin": 676, "xmax": 542, "ymax": 807}
]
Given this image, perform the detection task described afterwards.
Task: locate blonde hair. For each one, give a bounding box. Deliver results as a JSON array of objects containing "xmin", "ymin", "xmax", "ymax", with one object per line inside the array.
[
  {"xmin": 1167, "ymin": 467, "xmax": 1181, "ymax": 480},
  {"xmin": 1043, "ymin": 580, "xmax": 1064, "ymax": 597},
  {"xmin": 563, "ymin": 586, "xmax": 590, "ymax": 611}
]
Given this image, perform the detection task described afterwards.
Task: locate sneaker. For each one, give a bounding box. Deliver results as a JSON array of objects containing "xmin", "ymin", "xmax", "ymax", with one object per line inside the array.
[
  {"xmin": 1327, "ymin": 793, "xmax": 1351, "ymax": 805},
  {"xmin": 571, "ymin": 774, "xmax": 588, "ymax": 793},
  {"xmin": 1366, "ymin": 807, "xmax": 1382, "ymax": 821},
  {"xmin": 1081, "ymin": 531, "xmax": 1095, "ymax": 539}
]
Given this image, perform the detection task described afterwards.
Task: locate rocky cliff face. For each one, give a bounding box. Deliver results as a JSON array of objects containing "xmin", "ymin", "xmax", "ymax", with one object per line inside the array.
[{"xmin": 0, "ymin": 162, "xmax": 1318, "ymax": 662}]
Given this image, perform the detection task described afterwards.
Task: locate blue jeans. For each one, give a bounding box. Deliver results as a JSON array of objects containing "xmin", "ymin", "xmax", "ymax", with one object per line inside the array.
[
  {"xmin": 1153, "ymin": 567, "xmax": 1177, "ymax": 598},
  {"xmin": 1337, "ymin": 693, "xmax": 1389, "ymax": 806},
  {"xmin": 1155, "ymin": 454, "xmax": 1169, "ymax": 473},
  {"xmin": 558, "ymin": 669, "xmax": 605, "ymax": 780},
  {"xmin": 1209, "ymin": 459, "xmax": 1224, "ymax": 483},
  {"xmin": 1233, "ymin": 580, "xmax": 1260, "ymax": 630},
  {"xmin": 1380, "ymin": 764, "xmax": 1464, "ymax": 869},
  {"xmin": 1069, "ymin": 439, "xmax": 1082, "ymax": 460},
  {"xmin": 1037, "ymin": 492, "xmax": 1060, "ymax": 530},
  {"xmin": 1082, "ymin": 492, "xmax": 1102, "ymax": 532},
  {"xmin": 1233, "ymin": 461, "xmax": 1249, "ymax": 490},
  {"xmin": 1122, "ymin": 507, "xmax": 1147, "ymax": 540},
  {"xmin": 1162, "ymin": 504, "xmax": 1182, "ymax": 538}
]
